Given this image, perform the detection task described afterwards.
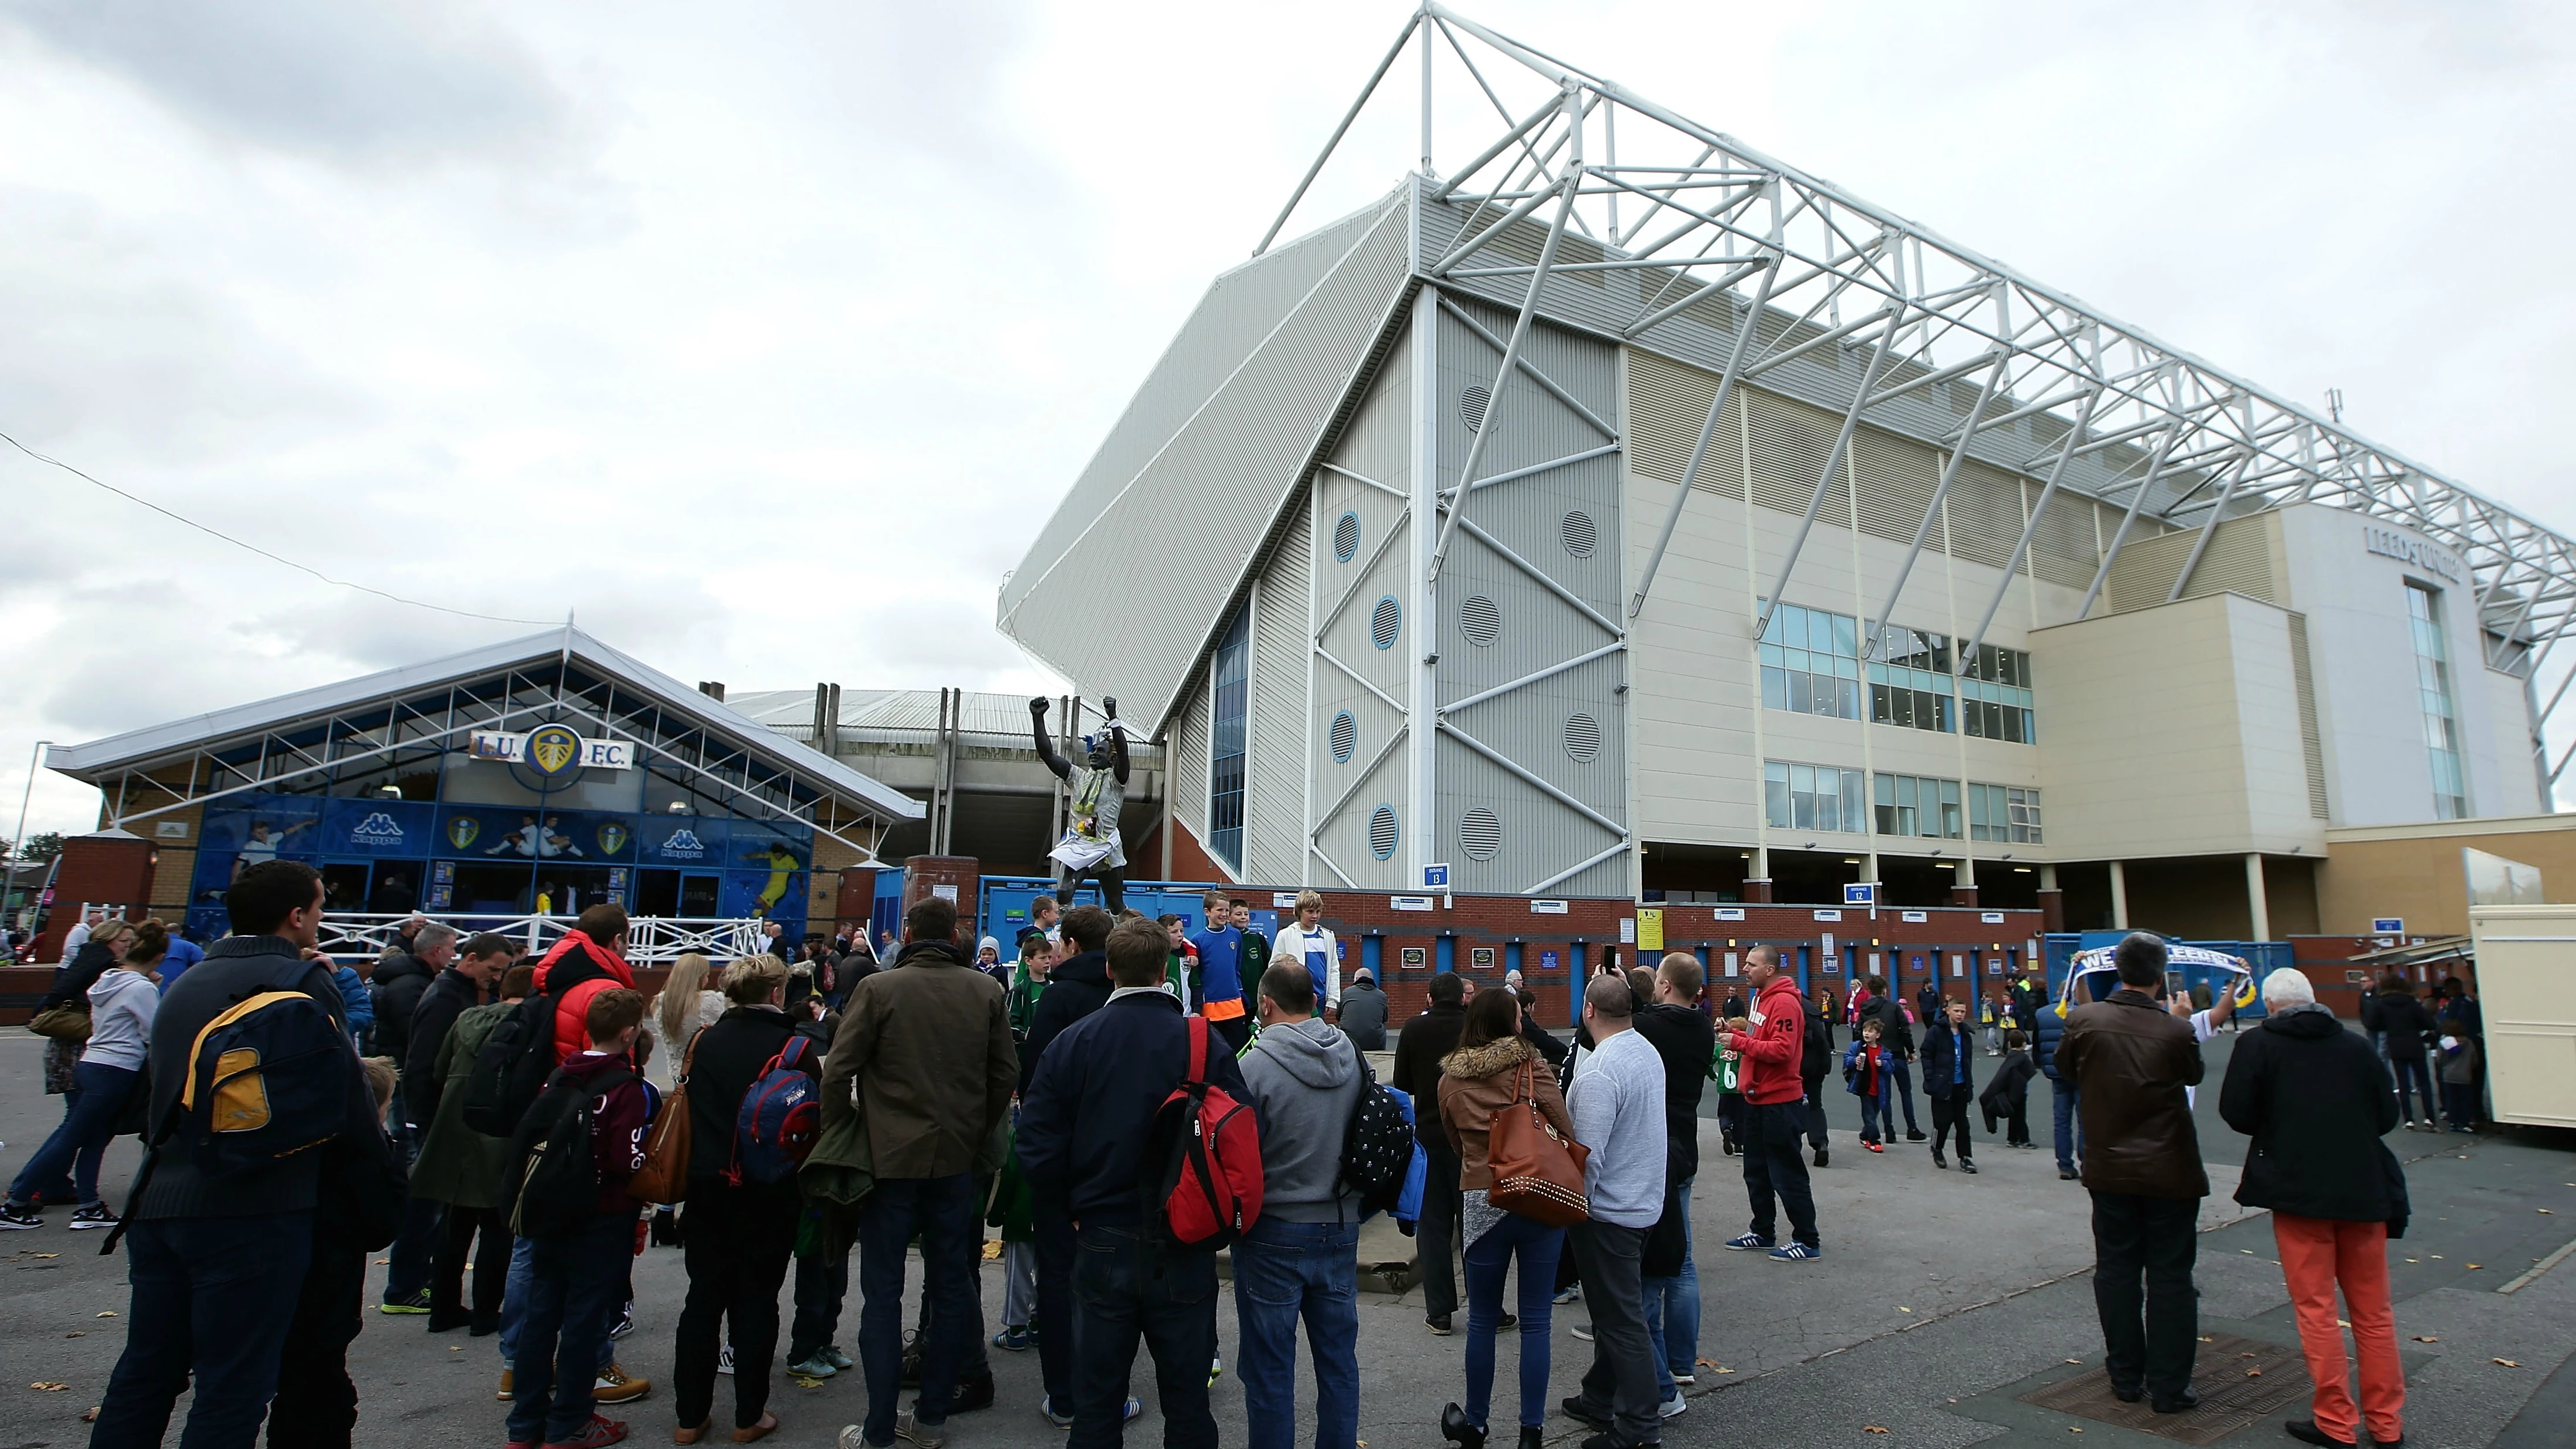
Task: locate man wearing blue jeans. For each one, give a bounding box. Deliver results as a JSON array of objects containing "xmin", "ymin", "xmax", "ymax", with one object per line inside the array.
[
  {"xmin": 1232, "ymin": 965, "xmax": 1363, "ymax": 1449},
  {"xmin": 1634, "ymin": 954, "xmax": 1716, "ymax": 1416},
  {"xmin": 1020, "ymin": 917, "xmax": 1253, "ymax": 1449},
  {"xmin": 2033, "ymin": 977, "xmax": 2084, "ymax": 1180},
  {"xmin": 819, "ymin": 893, "xmax": 1018, "ymax": 1448},
  {"xmin": 1640, "ymin": 1179, "xmax": 1698, "ymax": 1405}
]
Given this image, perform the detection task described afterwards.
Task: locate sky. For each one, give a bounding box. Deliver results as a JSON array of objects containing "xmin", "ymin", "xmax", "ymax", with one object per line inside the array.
[{"xmin": 5, "ymin": 0, "xmax": 2575, "ymax": 841}]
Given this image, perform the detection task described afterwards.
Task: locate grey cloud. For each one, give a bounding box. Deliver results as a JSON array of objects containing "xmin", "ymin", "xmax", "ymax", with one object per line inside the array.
[{"xmin": 4, "ymin": 0, "xmax": 564, "ymax": 162}]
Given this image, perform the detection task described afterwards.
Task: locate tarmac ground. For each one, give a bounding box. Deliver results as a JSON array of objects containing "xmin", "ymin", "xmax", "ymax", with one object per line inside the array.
[{"xmin": 1, "ymin": 1024, "xmax": 2570, "ymax": 1448}]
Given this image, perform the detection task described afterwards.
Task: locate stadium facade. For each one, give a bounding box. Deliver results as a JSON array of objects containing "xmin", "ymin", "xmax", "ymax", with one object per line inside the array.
[{"xmin": 998, "ymin": 6, "xmax": 2574, "ymax": 938}]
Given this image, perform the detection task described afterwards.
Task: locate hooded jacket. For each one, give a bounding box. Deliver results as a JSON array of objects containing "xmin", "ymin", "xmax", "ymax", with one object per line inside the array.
[
  {"xmin": 2057, "ymin": 987, "xmax": 2207, "ymax": 1199},
  {"xmin": 531, "ymin": 929, "xmax": 636, "ymax": 1065},
  {"xmin": 2220, "ymin": 1004, "xmax": 2400, "ymax": 1222},
  {"xmin": 1720, "ymin": 975, "xmax": 1809, "ymax": 1106},
  {"xmin": 1021, "ymin": 946, "xmax": 1111, "ymax": 1095},
  {"xmin": 81, "ymin": 966, "xmax": 159, "ymax": 1072},
  {"xmin": 368, "ymin": 949, "xmax": 436, "ymax": 1062},
  {"xmin": 1633, "ymin": 1000, "xmax": 1715, "ymax": 1175},
  {"xmin": 1436, "ymin": 1035, "xmax": 1573, "ymax": 1192},
  {"xmin": 1239, "ymin": 1015, "xmax": 1362, "ymax": 1221}
]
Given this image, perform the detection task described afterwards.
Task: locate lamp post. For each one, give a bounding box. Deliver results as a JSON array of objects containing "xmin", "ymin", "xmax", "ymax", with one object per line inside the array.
[{"xmin": 9, "ymin": 740, "xmax": 49, "ymax": 930}]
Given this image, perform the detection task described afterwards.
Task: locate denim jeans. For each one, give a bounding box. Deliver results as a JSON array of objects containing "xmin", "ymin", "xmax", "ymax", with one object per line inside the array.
[
  {"xmin": 1071, "ymin": 1224, "xmax": 1219, "ymax": 1449},
  {"xmin": 2389, "ymin": 1057, "xmax": 2435, "ymax": 1123},
  {"xmin": 2052, "ymin": 1078, "xmax": 2083, "ymax": 1172},
  {"xmin": 1462, "ymin": 1210, "xmax": 1562, "ymax": 1430},
  {"xmin": 1416, "ymin": 1137, "xmax": 1463, "ymax": 1320},
  {"xmin": 270, "ymin": 1244, "xmax": 364, "ymax": 1449},
  {"xmin": 1231, "ymin": 1217, "xmax": 1360, "ymax": 1449},
  {"xmin": 501, "ymin": 1234, "xmax": 614, "ymax": 1376},
  {"xmin": 89, "ymin": 1209, "xmax": 315, "ymax": 1449},
  {"xmin": 7, "ymin": 1060, "xmax": 136, "ymax": 1208},
  {"xmin": 856, "ymin": 1175, "xmax": 977, "ymax": 1443},
  {"xmin": 1858, "ymin": 1081, "xmax": 1890, "ymax": 1144},
  {"xmin": 1034, "ymin": 1209, "xmax": 1077, "ymax": 1406},
  {"xmin": 1568, "ymin": 1220, "xmax": 1658, "ymax": 1447},
  {"xmin": 383, "ymin": 1192, "xmax": 444, "ymax": 1303},
  {"xmin": 507, "ymin": 1213, "xmax": 635, "ymax": 1444},
  {"xmin": 1888, "ymin": 1058, "xmax": 1920, "ymax": 1133},
  {"xmin": 790, "ymin": 1243, "xmax": 850, "ymax": 1364},
  {"xmin": 1640, "ymin": 1177, "xmax": 1697, "ymax": 1400}
]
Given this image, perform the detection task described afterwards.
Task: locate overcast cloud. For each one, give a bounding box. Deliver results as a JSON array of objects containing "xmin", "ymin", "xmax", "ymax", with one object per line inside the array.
[{"xmin": 5, "ymin": 0, "xmax": 2573, "ymax": 838}]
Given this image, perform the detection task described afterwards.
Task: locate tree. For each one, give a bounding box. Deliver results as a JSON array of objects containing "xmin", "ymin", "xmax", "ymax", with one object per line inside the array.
[{"xmin": 14, "ymin": 833, "xmax": 62, "ymax": 863}]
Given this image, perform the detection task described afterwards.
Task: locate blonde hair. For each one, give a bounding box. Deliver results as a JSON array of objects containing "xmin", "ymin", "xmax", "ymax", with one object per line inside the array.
[
  {"xmin": 722, "ymin": 952, "xmax": 789, "ymax": 1005},
  {"xmin": 361, "ymin": 1057, "xmax": 398, "ymax": 1119},
  {"xmin": 90, "ymin": 918, "xmax": 137, "ymax": 951},
  {"xmin": 656, "ymin": 952, "xmax": 713, "ymax": 1044},
  {"xmin": 1296, "ymin": 889, "xmax": 1324, "ymax": 913}
]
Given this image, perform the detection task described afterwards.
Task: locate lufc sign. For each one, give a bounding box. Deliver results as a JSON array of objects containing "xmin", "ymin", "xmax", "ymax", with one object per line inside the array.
[{"xmin": 470, "ymin": 727, "xmax": 633, "ymax": 776}]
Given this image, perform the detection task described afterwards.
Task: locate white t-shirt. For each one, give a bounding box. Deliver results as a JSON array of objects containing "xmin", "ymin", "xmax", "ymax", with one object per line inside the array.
[{"xmin": 1272, "ymin": 923, "xmax": 1341, "ymax": 1010}]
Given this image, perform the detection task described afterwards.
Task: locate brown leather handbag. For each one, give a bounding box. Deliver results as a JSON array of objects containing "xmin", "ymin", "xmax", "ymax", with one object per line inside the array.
[
  {"xmin": 629, "ymin": 1036, "xmax": 697, "ymax": 1205},
  {"xmin": 1485, "ymin": 1060, "xmax": 1590, "ymax": 1227}
]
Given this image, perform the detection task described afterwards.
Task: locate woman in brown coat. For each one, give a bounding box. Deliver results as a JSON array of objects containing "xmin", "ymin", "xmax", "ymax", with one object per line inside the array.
[{"xmin": 1437, "ymin": 988, "xmax": 1578, "ymax": 1449}]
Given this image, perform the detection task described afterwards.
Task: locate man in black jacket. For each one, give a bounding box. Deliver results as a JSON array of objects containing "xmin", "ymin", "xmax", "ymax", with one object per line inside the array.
[
  {"xmin": 370, "ymin": 923, "xmax": 449, "ymax": 1068},
  {"xmin": 91, "ymin": 860, "xmax": 384, "ymax": 1449},
  {"xmin": 384, "ymin": 930, "xmax": 508, "ymax": 1320},
  {"xmin": 1801, "ymin": 992, "xmax": 1833, "ymax": 1167},
  {"xmin": 1390, "ymin": 972, "xmax": 1469, "ymax": 1333},
  {"xmin": 2221, "ymin": 968, "xmax": 2403, "ymax": 1449},
  {"xmin": 1919, "ymin": 999, "xmax": 1979, "ymax": 1172},
  {"xmin": 1011, "ymin": 902, "xmax": 1114, "ymax": 1422},
  {"xmin": 1634, "ymin": 955, "xmax": 1715, "ymax": 1408}
]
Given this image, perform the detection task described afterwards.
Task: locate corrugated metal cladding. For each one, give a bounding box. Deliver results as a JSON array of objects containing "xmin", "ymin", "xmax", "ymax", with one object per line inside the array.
[
  {"xmin": 1433, "ymin": 296, "xmax": 1627, "ymax": 897},
  {"xmin": 999, "ymin": 191, "xmax": 1414, "ymax": 731},
  {"xmin": 1174, "ymin": 681, "xmax": 1211, "ymax": 846},
  {"xmin": 1310, "ymin": 354, "xmax": 1414, "ymax": 889},
  {"xmin": 2288, "ymin": 612, "xmax": 2331, "ymax": 820},
  {"xmin": 2101, "ymin": 513, "xmax": 2281, "ymax": 615},
  {"xmin": 1623, "ymin": 349, "xmax": 2141, "ymax": 590},
  {"xmin": 1245, "ymin": 505, "xmax": 1312, "ymax": 884},
  {"xmin": 1411, "ymin": 179, "xmax": 2226, "ymax": 542}
]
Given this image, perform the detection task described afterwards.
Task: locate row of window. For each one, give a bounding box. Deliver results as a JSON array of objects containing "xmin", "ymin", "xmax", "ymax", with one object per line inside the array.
[
  {"xmin": 1760, "ymin": 602, "xmax": 2036, "ymax": 742},
  {"xmin": 1764, "ymin": 759, "xmax": 2043, "ymax": 843}
]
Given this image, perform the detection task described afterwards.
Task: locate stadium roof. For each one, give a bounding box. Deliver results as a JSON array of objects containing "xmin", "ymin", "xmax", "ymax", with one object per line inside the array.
[
  {"xmin": 1001, "ymin": 5, "xmax": 2576, "ymax": 784},
  {"xmin": 49, "ymin": 626, "xmax": 924, "ymax": 851}
]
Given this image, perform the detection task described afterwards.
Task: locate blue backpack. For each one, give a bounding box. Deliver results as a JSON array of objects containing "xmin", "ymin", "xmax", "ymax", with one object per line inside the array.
[
  {"xmin": 728, "ymin": 1035, "xmax": 823, "ymax": 1185},
  {"xmin": 177, "ymin": 957, "xmax": 360, "ymax": 1178}
]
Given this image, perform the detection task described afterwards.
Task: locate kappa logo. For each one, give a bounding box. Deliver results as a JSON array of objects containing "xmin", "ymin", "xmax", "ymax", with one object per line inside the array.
[
  {"xmin": 659, "ymin": 828, "xmax": 706, "ymax": 860},
  {"xmin": 526, "ymin": 724, "xmax": 583, "ymax": 779},
  {"xmin": 352, "ymin": 812, "xmax": 406, "ymax": 846},
  {"xmin": 447, "ymin": 817, "xmax": 480, "ymax": 850}
]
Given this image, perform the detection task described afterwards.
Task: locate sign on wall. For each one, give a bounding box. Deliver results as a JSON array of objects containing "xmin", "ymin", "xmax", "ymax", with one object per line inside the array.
[
  {"xmin": 1637, "ymin": 908, "xmax": 1664, "ymax": 951},
  {"xmin": 469, "ymin": 727, "xmax": 633, "ymax": 775},
  {"xmin": 1844, "ymin": 883, "xmax": 1876, "ymax": 906}
]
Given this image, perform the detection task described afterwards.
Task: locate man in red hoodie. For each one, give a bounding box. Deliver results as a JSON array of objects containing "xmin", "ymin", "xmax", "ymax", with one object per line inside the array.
[
  {"xmin": 1715, "ymin": 946, "xmax": 1821, "ymax": 1262},
  {"xmin": 531, "ymin": 905, "xmax": 638, "ymax": 1065}
]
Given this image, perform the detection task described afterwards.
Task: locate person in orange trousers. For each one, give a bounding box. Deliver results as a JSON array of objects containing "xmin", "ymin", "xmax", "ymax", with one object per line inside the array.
[{"xmin": 2219, "ymin": 968, "xmax": 2407, "ymax": 1449}]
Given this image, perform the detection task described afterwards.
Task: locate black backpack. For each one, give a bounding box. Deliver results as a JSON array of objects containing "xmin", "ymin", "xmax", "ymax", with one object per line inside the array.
[
  {"xmin": 1338, "ymin": 1057, "xmax": 1413, "ymax": 1215},
  {"xmin": 507, "ymin": 1062, "xmax": 634, "ymax": 1240},
  {"xmin": 1802, "ymin": 1005, "xmax": 1831, "ymax": 1081},
  {"xmin": 463, "ymin": 992, "xmax": 560, "ymax": 1138}
]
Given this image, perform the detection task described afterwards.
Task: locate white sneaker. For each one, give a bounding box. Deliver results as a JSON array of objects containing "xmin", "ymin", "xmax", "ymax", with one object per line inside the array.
[{"xmin": 716, "ymin": 1341, "xmax": 734, "ymax": 1376}]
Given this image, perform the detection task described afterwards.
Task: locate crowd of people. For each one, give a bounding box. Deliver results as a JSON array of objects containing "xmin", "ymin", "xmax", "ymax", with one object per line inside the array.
[{"xmin": 1, "ymin": 871, "xmax": 2470, "ymax": 1449}]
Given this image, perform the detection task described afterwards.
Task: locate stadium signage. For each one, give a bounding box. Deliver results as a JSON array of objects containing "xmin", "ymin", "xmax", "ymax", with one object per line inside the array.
[
  {"xmin": 470, "ymin": 728, "xmax": 633, "ymax": 773},
  {"xmin": 2361, "ymin": 525, "xmax": 2460, "ymax": 582}
]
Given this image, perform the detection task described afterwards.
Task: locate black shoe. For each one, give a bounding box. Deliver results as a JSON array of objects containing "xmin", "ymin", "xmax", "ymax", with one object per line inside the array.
[
  {"xmin": 428, "ymin": 1310, "xmax": 473, "ymax": 1333},
  {"xmin": 1497, "ymin": 1312, "xmax": 1518, "ymax": 1330},
  {"xmin": 1580, "ymin": 1433, "xmax": 1644, "ymax": 1449},
  {"xmin": 1813, "ymin": 1147, "xmax": 1828, "ymax": 1168},
  {"xmin": 2058, "ymin": 1167, "xmax": 2081, "ymax": 1181},
  {"xmin": 1427, "ymin": 1313, "xmax": 1454, "ymax": 1336},
  {"xmin": 1561, "ymin": 1396, "xmax": 1612, "ymax": 1430},
  {"xmin": 2282, "ymin": 1420, "xmax": 2354, "ymax": 1447},
  {"xmin": 2110, "ymin": 1386, "xmax": 2144, "ymax": 1405},
  {"xmin": 1933, "ymin": 1151, "xmax": 1948, "ymax": 1169},
  {"xmin": 1959, "ymin": 1160, "xmax": 1978, "ymax": 1174},
  {"xmin": 1441, "ymin": 1403, "xmax": 1487, "ymax": 1449},
  {"xmin": 1520, "ymin": 1429, "xmax": 1544, "ymax": 1449},
  {"xmin": 2152, "ymin": 1389, "xmax": 2200, "ymax": 1414},
  {"xmin": 919, "ymin": 1371, "xmax": 994, "ymax": 1417},
  {"xmin": 470, "ymin": 1315, "xmax": 501, "ymax": 1338},
  {"xmin": 1905, "ymin": 1130, "xmax": 1927, "ymax": 1141}
]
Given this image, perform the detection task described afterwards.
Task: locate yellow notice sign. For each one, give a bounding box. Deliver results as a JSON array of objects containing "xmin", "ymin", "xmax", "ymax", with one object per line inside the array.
[{"xmin": 1637, "ymin": 908, "xmax": 1665, "ymax": 952}]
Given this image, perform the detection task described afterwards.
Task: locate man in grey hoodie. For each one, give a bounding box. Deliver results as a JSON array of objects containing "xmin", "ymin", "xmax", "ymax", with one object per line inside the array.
[{"xmin": 1231, "ymin": 964, "xmax": 1364, "ymax": 1449}]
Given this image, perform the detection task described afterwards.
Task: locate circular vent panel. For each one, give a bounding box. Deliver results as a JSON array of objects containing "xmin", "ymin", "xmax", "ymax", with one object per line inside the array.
[
  {"xmin": 1334, "ymin": 510, "xmax": 1360, "ymax": 563},
  {"xmin": 1330, "ymin": 711, "xmax": 1356, "ymax": 763},
  {"xmin": 1565, "ymin": 712, "xmax": 1603, "ymax": 763},
  {"xmin": 1461, "ymin": 594, "xmax": 1501, "ymax": 646},
  {"xmin": 1369, "ymin": 805, "xmax": 1400, "ymax": 860},
  {"xmin": 1459, "ymin": 807, "xmax": 1503, "ymax": 861},
  {"xmin": 1460, "ymin": 385, "xmax": 1489, "ymax": 433},
  {"xmin": 1562, "ymin": 510, "xmax": 1596, "ymax": 558},
  {"xmin": 1370, "ymin": 596, "xmax": 1401, "ymax": 650}
]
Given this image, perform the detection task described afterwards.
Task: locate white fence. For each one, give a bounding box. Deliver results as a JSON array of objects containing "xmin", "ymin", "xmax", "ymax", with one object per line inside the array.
[{"xmin": 315, "ymin": 912, "xmax": 773, "ymax": 964}]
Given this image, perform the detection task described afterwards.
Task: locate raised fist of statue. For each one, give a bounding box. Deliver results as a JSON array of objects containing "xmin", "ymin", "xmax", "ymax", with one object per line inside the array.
[
  {"xmin": 1103, "ymin": 696, "xmax": 1119, "ymax": 720},
  {"xmin": 1029, "ymin": 696, "xmax": 1050, "ymax": 716}
]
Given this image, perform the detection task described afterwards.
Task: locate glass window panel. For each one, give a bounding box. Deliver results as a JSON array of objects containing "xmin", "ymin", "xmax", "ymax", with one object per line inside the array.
[{"xmin": 1840, "ymin": 770, "xmax": 1865, "ymax": 832}]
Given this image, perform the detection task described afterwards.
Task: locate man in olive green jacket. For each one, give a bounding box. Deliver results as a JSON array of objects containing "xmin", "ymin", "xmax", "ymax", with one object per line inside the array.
[{"xmin": 821, "ymin": 893, "xmax": 1018, "ymax": 1447}]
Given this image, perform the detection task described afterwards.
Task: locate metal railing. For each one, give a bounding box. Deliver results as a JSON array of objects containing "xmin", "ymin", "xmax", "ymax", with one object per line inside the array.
[{"xmin": 314, "ymin": 912, "xmax": 772, "ymax": 964}]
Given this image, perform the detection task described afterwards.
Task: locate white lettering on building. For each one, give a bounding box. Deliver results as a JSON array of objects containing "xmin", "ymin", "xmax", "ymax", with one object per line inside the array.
[{"xmin": 2362, "ymin": 525, "xmax": 2460, "ymax": 582}]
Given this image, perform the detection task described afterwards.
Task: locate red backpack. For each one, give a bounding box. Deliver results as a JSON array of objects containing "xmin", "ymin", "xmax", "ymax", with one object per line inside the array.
[{"xmin": 1149, "ymin": 1016, "xmax": 1263, "ymax": 1249}]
